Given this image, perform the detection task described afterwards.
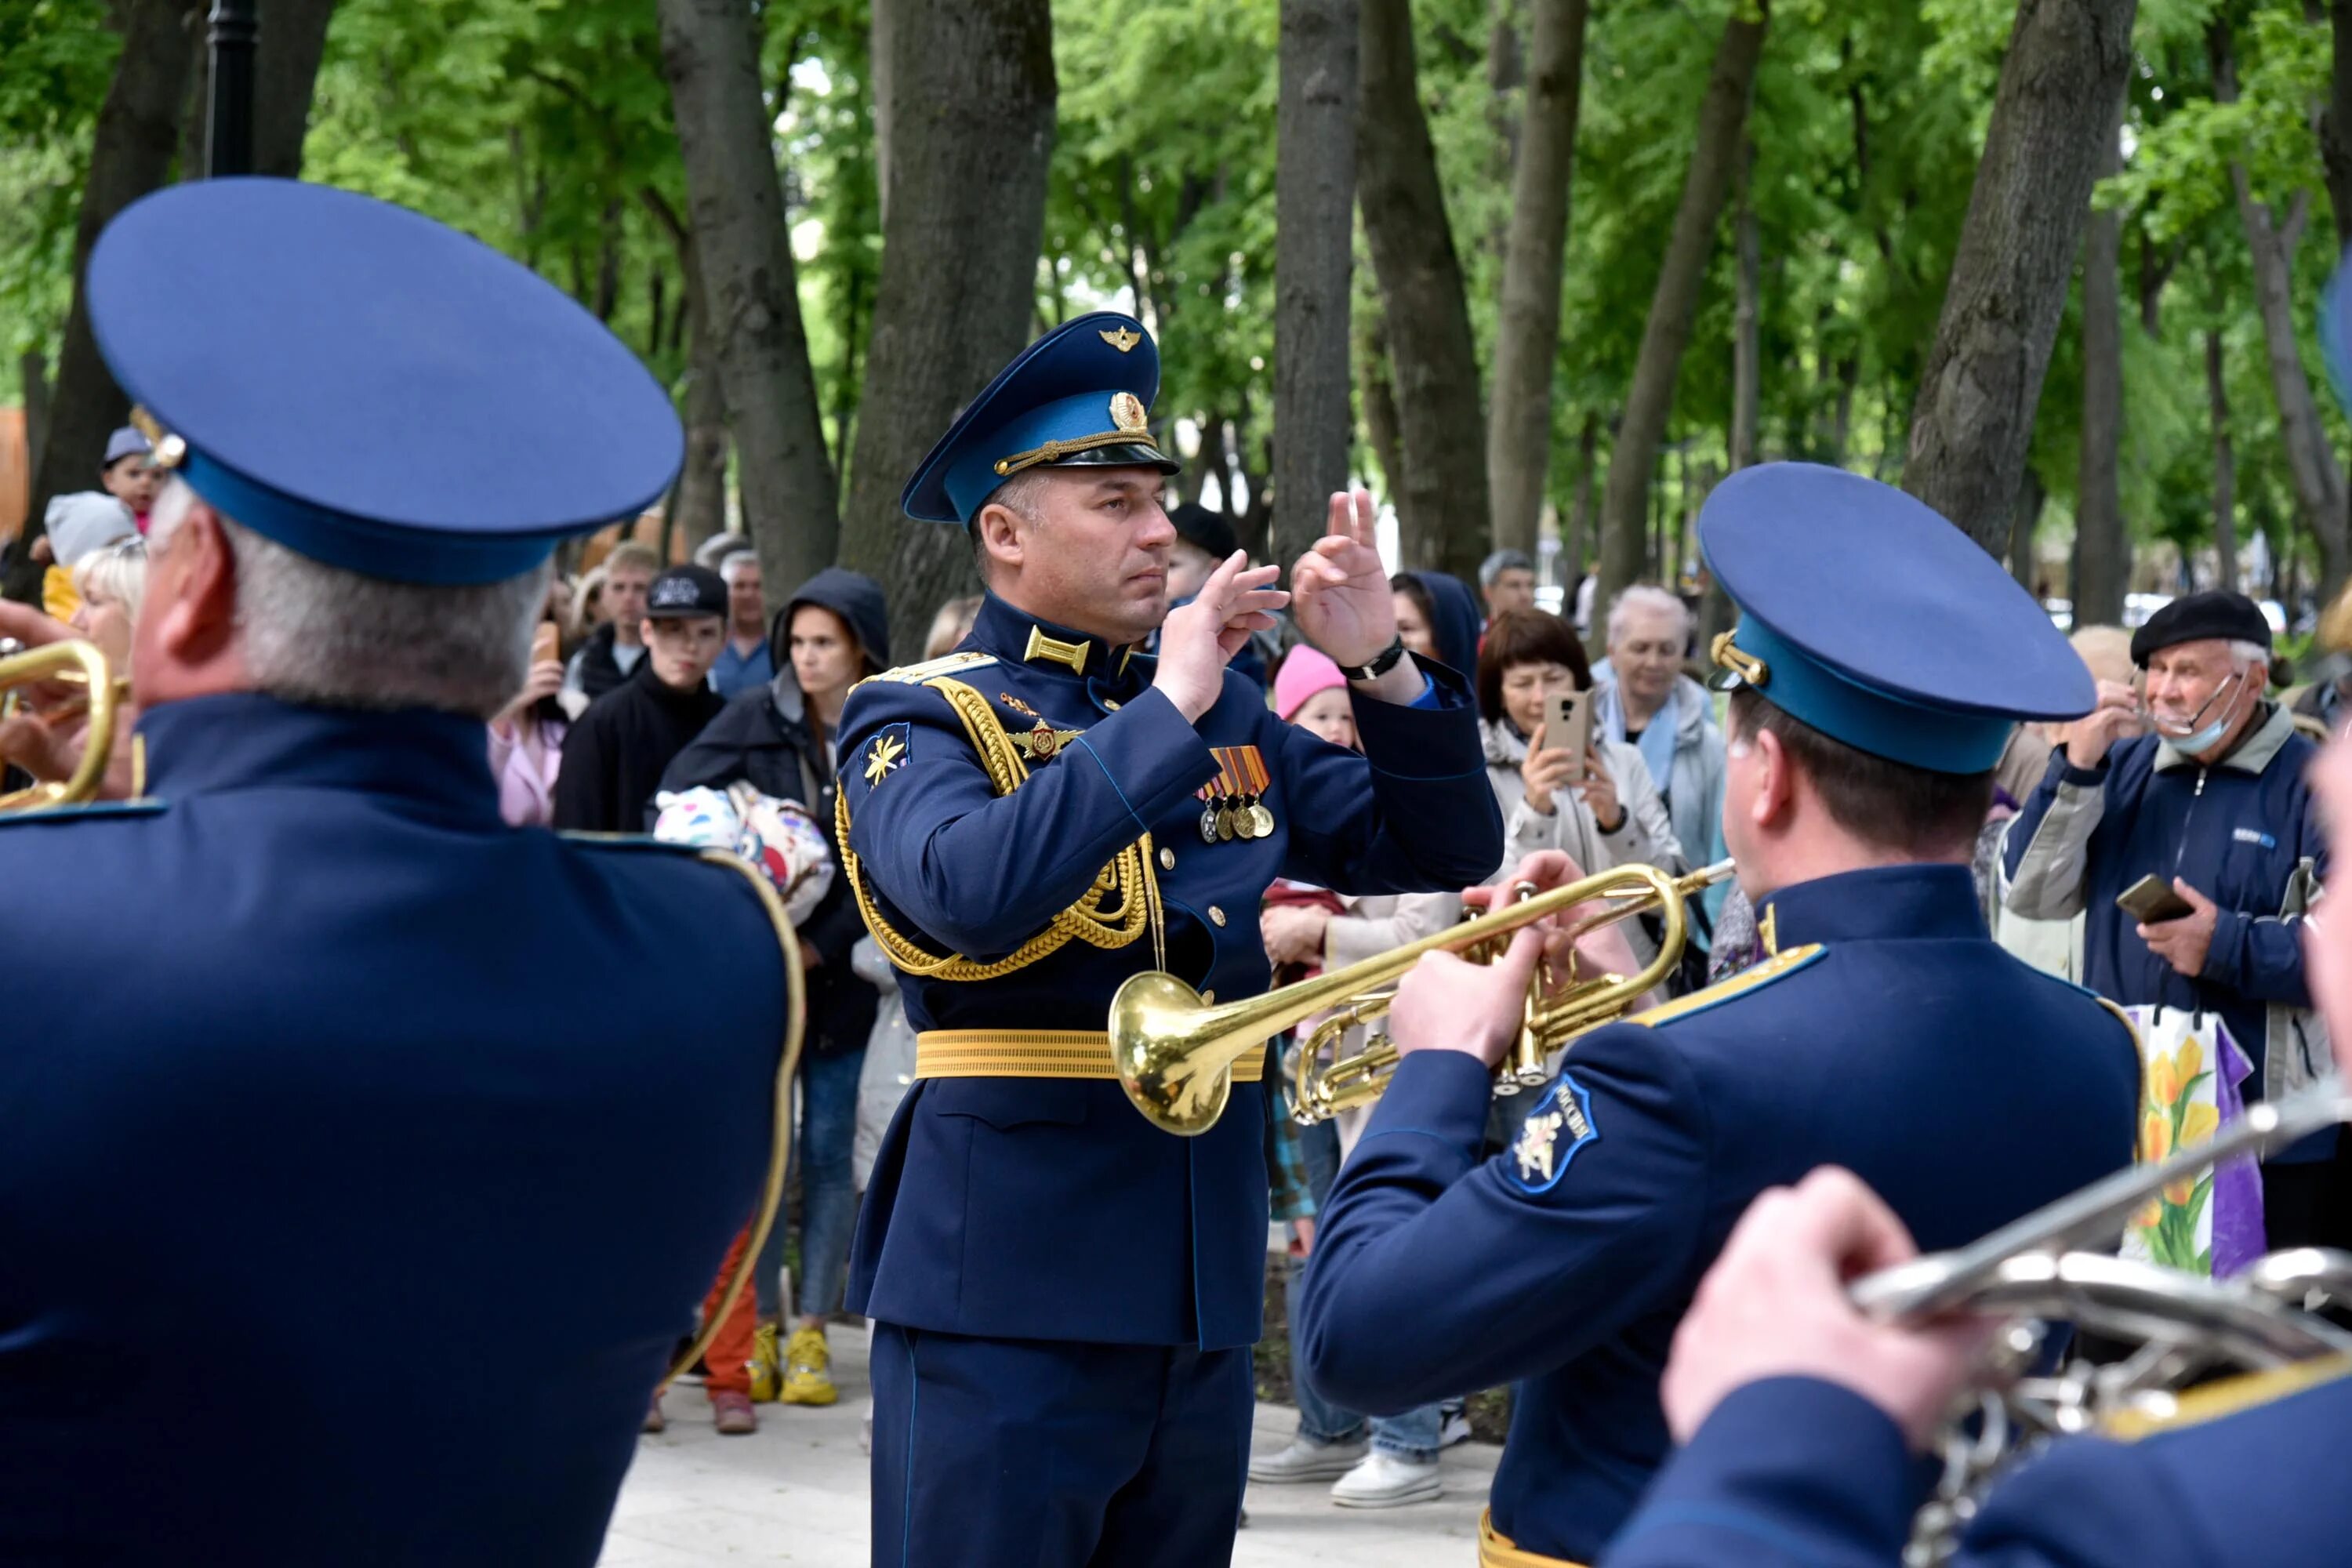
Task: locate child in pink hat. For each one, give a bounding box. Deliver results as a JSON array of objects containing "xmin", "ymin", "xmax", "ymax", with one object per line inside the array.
[{"xmin": 1273, "ymin": 644, "xmax": 1356, "ymax": 752}]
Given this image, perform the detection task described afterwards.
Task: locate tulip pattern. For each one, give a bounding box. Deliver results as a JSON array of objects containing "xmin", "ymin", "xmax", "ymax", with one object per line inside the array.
[{"xmin": 2128, "ymin": 1036, "xmax": 2220, "ymax": 1272}]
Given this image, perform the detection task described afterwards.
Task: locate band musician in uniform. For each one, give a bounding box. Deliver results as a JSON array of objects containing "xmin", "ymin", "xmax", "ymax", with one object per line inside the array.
[
  {"xmin": 1603, "ymin": 693, "xmax": 2352, "ymax": 1568},
  {"xmin": 1294, "ymin": 463, "xmax": 2146, "ymax": 1568},
  {"xmin": 0, "ymin": 180, "xmax": 790, "ymax": 1564},
  {"xmin": 833, "ymin": 312, "xmax": 1504, "ymax": 1568}
]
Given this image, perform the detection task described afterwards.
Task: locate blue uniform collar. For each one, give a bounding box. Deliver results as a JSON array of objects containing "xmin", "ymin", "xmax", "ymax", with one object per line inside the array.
[
  {"xmin": 1756, "ymin": 863, "xmax": 1985, "ymax": 952},
  {"xmin": 971, "ymin": 592, "xmax": 1149, "ymax": 688},
  {"xmin": 138, "ymin": 692, "xmax": 503, "ymax": 821}
]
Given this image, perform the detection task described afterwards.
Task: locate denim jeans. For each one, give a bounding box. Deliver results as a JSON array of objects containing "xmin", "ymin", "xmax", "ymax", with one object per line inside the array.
[
  {"xmin": 1288, "ymin": 1115, "xmax": 1442, "ymax": 1462},
  {"xmin": 755, "ymin": 1047, "xmax": 866, "ymax": 1319}
]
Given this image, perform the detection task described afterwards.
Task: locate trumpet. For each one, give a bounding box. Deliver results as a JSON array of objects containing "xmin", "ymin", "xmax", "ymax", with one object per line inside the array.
[
  {"xmin": 1855, "ymin": 1083, "xmax": 2352, "ymax": 1565},
  {"xmin": 0, "ymin": 638, "xmax": 129, "ymax": 813},
  {"xmin": 1109, "ymin": 859, "xmax": 1734, "ymax": 1137}
]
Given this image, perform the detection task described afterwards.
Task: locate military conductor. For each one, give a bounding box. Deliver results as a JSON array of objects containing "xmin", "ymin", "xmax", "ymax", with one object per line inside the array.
[{"xmin": 834, "ymin": 313, "xmax": 1503, "ymax": 1567}]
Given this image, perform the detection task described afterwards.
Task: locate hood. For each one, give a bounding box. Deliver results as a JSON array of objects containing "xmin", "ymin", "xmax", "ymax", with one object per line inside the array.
[
  {"xmin": 1483, "ymin": 716, "xmax": 1528, "ymax": 769},
  {"xmin": 1407, "ymin": 569, "xmax": 1483, "ymax": 677},
  {"xmin": 766, "ymin": 566, "xmax": 891, "ymax": 707}
]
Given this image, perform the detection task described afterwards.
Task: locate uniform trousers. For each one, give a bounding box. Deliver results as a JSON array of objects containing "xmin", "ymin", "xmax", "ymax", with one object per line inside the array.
[{"xmin": 869, "ymin": 1324, "xmax": 1251, "ymax": 1568}]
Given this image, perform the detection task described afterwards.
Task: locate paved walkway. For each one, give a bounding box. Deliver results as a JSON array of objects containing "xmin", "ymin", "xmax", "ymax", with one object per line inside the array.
[{"xmin": 601, "ymin": 1330, "xmax": 1495, "ymax": 1566}]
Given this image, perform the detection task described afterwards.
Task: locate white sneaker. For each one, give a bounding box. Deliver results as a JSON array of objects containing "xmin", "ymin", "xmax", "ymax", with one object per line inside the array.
[
  {"xmin": 1438, "ymin": 1403, "xmax": 1472, "ymax": 1449},
  {"xmin": 1248, "ymin": 1432, "xmax": 1369, "ymax": 1483},
  {"xmin": 1330, "ymin": 1450, "xmax": 1442, "ymax": 1508}
]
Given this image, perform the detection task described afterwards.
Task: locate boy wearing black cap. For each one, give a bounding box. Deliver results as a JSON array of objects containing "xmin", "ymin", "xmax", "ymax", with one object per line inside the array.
[
  {"xmin": 553, "ymin": 563, "xmax": 729, "ymax": 833},
  {"xmin": 2004, "ymin": 589, "xmax": 2340, "ymax": 1244}
]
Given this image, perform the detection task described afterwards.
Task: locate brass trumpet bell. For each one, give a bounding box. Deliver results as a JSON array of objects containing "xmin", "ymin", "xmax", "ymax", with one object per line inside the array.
[
  {"xmin": 0, "ymin": 638, "xmax": 129, "ymax": 813},
  {"xmin": 1109, "ymin": 859, "xmax": 1735, "ymax": 1137}
]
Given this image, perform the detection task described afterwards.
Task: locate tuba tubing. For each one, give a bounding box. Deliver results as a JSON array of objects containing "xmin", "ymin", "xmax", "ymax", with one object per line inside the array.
[{"xmin": 0, "ymin": 638, "xmax": 127, "ymax": 813}]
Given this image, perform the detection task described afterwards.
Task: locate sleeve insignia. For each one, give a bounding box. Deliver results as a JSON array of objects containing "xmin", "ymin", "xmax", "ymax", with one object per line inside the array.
[
  {"xmin": 1508, "ymin": 1073, "xmax": 1599, "ymax": 1195},
  {"xmin": 862, "ymin": 723, "xmax": 911, "ymax": 787}
]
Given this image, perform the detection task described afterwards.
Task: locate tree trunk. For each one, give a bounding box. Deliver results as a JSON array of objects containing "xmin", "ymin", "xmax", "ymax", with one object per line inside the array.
[
  {"xmin": 2215, "ymin": 24, "xmax": 2350, "ymax": 599},
  {"xmin": 13, "ymin": 0, "xmax": 201, "ymax": 603},
  {"xmin": 2074, "ymin": 101, "xmax": 2129, "ymax": 627},
  {"xmin": 1272, "ymin": 0, "xmax": 1360, "ymax": 571},
  {"xmin": 673, "ymin": 305, "xmax": 730, "ymax": 558},
  {"xmin": 1486, "ymin": 0, "xmax": 1590, "ymax": 560},
  {"xmin": 1901, "ymin": 0, "xmax": 2135, "ymax": 556},
  {"xmin": 1730, "ymin": 136, "xmax": 1760, "ymax": 471},
  {"xmin": 2324, "ymin": 0, "xmax": 2352, "ymax": 249},
  {"xmin": 2009, "ymin": 464, "xmax": 2044, "ymax": 593},
  {"xmin": 1357, "ymin": 307, "xmax": 1407, "ymax": 512},
  {"xmin": 1566, "ymin": 412, "xmax": 1598, "ymax": 579},
  {"xmin": 2207, "ymin": 328, "xmax": 2238, "ymax": 593},
  {"xmin": 20, "ymin": 352, "xmax": 49, "ymax": 485},
  {"xmin": 1358, "ymin": 0, "xmax": 1492, "ymax": 584},
  {"xmin": 250, "ymin": 0, "xmax": 339, "ymax": 178},
  {"xmin": 1592, "ymin": 0, "xmax": 1769, "ymax": 638},
  {"xmin": 658, "ymin": 0, "xmax": 844, "ymax": 604},
  {"xmin": 872, "ymin": 0, "xmax": 895, "ymax": 226},
  {"xmin": 835, "ymin": 0, "xmax": 1055, "ymax": 664}
]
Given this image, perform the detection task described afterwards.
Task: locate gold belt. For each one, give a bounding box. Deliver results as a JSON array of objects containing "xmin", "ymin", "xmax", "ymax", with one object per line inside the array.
[
  {"xmin": 1479, "ymin": 1511, "xmax": 1587, "ymax": 1568},
  {"xmin": 915, "ymin": 1029, "xmax": 1266, "ymax": 1082}
]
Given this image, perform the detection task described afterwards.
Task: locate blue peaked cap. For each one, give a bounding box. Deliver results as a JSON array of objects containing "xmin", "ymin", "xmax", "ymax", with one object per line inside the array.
[
  {"xmin": 1700, "ymin": 463, "xmax": 2093, "ymax": 775},
  {"xmin": 86, "ymin": 179, "xmax": 682, "ymax": 586},
  {"xmin": 902, "ymin": 312, "xmax": 1179, "ymax": 524}
]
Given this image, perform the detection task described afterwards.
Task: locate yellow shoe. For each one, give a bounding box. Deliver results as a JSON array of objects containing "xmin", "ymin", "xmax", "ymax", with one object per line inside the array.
[
  {"xmin": 779, "ymin": 1327, "xmax": 838, "ymax": 1406},
  {"xmin": 747, "ymin": 1322, "xmax": 782, "ymax": 1403}
]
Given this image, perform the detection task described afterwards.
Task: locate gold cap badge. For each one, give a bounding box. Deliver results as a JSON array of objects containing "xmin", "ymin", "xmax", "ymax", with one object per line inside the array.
[
  {"xmin": 1099, "ymin": 326, "xmax": 1142, "ymax": 353},
  {"xmin": 1109, "ymin": 392, "xmax": 1149, "ymax": 435}
]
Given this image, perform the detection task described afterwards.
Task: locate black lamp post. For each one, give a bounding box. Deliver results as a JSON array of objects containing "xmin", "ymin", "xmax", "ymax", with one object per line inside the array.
[{"xmin": 205, "ymin": 0, "xmax": 259, "ymax": 178}]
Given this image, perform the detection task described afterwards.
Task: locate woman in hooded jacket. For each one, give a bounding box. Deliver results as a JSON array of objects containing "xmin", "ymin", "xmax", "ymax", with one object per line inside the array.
[{"xmin": 659, "ymin": 566, "xmax": 890, "ymax": 1419}]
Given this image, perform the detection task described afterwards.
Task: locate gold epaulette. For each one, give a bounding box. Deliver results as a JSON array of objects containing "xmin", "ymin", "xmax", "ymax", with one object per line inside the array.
[
  {"xmin": 1623, "ymin": 943, "xmax": 1826, "ymax": 1029},
  {"xmin": 2102, "ymin": 1353, "xmax": 2352, "ymax": 1442},
  {"xmin": 858, "ymin": 650, "xmax": 1000, "ymax": 688}
]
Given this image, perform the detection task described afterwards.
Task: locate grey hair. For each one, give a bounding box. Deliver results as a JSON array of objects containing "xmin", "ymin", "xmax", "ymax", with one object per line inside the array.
[
  {"xmin": 967, "ymin": 469, "xmax": 1056, "ymax": 585},
  {"xmin": 149, "ymin": 478, "xmax": 548, "ymax": 719},
  {"xmin": 720, "ymin": 548, "xmax": 760, "ymax": 583},
  {"xmin": 2229, "ymin": 639, "xmax": 2271, "ymax": 677},
  {"xmin": 1606, "ymin": 584, "xmax": 1693, "ymax": 648}
]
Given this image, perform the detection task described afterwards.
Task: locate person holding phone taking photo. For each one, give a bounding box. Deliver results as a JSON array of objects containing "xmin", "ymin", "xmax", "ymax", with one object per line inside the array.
[{"xmin": 1477, "ymin": 608, "xmax": 1684, "ymax": 898}]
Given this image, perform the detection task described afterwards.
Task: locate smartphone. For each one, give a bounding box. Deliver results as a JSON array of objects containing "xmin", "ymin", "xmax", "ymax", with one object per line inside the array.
[
  {"xmin": 532, "ymin": 620, "xmax": 561, "ymax": 667},
  {"xmin": 2116, "ymin": 873, "xmax": 2195, "ymax": 925},
  {"xmin": 1549, "ymin": 689, "xmax": 1593, "ymax": 778}
]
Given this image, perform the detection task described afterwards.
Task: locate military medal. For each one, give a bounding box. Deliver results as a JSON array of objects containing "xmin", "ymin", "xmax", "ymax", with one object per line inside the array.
[
  {"xmin": 1200, "ymin": 801, "xmax": 1221, "ymax": 844},
  {"xmin": 1196, "ymin": 746, "xmax": 1272, "ymax": 845},
  {"xmin": 1232, "ymin": 797, "xmax": 1257, "ymax": 840},
  {"xmin": 1237, "ymin": 747, "xmax": 1274, "ymax": 838}
]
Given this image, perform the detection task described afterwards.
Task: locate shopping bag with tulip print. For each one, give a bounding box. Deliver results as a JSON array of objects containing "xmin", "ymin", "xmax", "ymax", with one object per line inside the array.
[{"xmin": 2121, "ymin": 1007, "xmax": 2266, "ymax": 1278}]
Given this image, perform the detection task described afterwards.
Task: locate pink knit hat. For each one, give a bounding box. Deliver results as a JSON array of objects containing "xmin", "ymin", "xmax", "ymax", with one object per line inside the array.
[{"xmin": 1274, "ymin": 645, "xmax": 1348, "ymax": 720}]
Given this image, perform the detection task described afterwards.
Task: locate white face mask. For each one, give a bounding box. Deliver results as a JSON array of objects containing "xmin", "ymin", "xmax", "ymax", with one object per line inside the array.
[{"xmin": 2156, "ymin": 670, "xmax": 2247, "ymax": 755}]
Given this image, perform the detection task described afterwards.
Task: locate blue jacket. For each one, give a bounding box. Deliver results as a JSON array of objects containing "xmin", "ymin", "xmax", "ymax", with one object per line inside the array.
[
  {"xmin": 837, "ymin": 592, "xmax": 1501, "ymax": 1349},
  {"xmin": 0, "ymin": 695, "xmax": 784, "ymax": 1565},
  {"xmin": 1297, "ymin": 865, "xmax": 2140, "ymax": 1565},
  {"xmin": 1604, "ymin": 1368, "xmax": 2352, "ymax": 1568},
  {"xmin": 2001, "ymin": 704, "xmax": 2329, "ymax": 1155}
]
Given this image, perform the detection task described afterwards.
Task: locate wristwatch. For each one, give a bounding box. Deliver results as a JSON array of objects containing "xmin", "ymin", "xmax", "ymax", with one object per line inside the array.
[{"xmin": 1338, "ymin": 636, "xmax": 1408, "ymax": 682}]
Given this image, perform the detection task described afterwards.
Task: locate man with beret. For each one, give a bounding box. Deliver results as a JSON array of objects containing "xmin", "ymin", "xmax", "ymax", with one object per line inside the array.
[
  {"xmin": 0, "ymin": 180, "xmax": 787, "ymax": 1565},
  {"xmin": 2002, "ymin": 589, "xmax": 2340, "ymax": 1247},
  {"xmin": 834, "ymin": 310, "xmax": 1502, "ymax": 1567},
  {"xmin": 554, "ymin": 561, "xmax": 730, "ymax": 833},
  {"xmin": 1294, "ymin": 463, "xmax": 2141, "ymax": 1568}
]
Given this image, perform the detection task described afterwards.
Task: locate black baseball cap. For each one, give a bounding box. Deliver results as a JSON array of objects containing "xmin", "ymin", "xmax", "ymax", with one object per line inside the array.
[
  {"xmin": 644, "ymin": 563, "xmax": 728, "ymax": 619},
  {"xmin": 1170, "ymin": 501, "xmax": 1240, "ymax": 561},
  {"xmin": 2129, "ymin": 591, "xmax": 2271, "ymax": 667}
]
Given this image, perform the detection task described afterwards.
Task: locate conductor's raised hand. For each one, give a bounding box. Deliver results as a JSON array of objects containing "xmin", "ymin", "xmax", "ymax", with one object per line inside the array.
[
  {"xmin": 1290, "ymin": 488, "xmax": 1396, "ymax": 671},
  {"xmin": 1152, "ymin": 550, "xmax": 1287, "ymax": 724}
]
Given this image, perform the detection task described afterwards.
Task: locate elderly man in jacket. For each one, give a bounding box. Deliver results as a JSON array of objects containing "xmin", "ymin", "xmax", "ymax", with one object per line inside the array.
[{"xmin": 2002, "ymin": 590, "xmax": 2338, "ymax": 1246}]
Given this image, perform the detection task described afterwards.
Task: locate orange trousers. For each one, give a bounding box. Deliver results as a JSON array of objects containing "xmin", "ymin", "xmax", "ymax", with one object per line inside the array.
[{"xmin": 697, "ymin": 1222, "xmax": 763, "ymax": 1396}]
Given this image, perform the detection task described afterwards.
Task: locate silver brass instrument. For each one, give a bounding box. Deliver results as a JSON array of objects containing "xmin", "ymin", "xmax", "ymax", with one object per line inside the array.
[
  {"xmin": 1853, "ymin": 1084, "xmax": 2352, "ymax": 1564},
  {"xmin": 1109, "ymin": 859, "xmax": 1733, "ymax": 1136}
]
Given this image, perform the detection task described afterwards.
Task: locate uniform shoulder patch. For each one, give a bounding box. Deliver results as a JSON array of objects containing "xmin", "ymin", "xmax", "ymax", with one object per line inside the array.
[
  {"xmin": 0, "ymin": 797, "xmax": 169, "ymax": 829},
  {"xmin": 861, "ymin": 651, "xmax": 999, "ymax": 687},
  {"xmin": 1624, "ymin": 942, "xmax": 1826, "ymax": 1029},
  {"xmin": 1508, "ymin": 1073, "xmax": 1600, "ymax": 1194}
]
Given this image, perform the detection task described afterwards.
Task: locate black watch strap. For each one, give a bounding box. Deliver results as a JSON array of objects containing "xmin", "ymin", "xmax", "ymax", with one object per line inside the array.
[{"xmin": 1338, "ymin": 636, "xmax": 1408, "ymax": 683}]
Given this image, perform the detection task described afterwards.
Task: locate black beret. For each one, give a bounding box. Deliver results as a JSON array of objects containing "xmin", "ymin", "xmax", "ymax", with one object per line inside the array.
[
  {"xmin": 2129, "ymin": 590, "xmax": 2271, "ymax": 667},
  {"xmin": 1168, "ymin": 501, "xmax": 1240, "ymax": 561}
]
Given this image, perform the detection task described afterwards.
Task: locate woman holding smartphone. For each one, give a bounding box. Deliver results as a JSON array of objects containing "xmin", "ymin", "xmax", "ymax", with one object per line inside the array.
[{"xmin": 1475, "ymin": 609, "xmax": 1684, "ymax": 891}]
